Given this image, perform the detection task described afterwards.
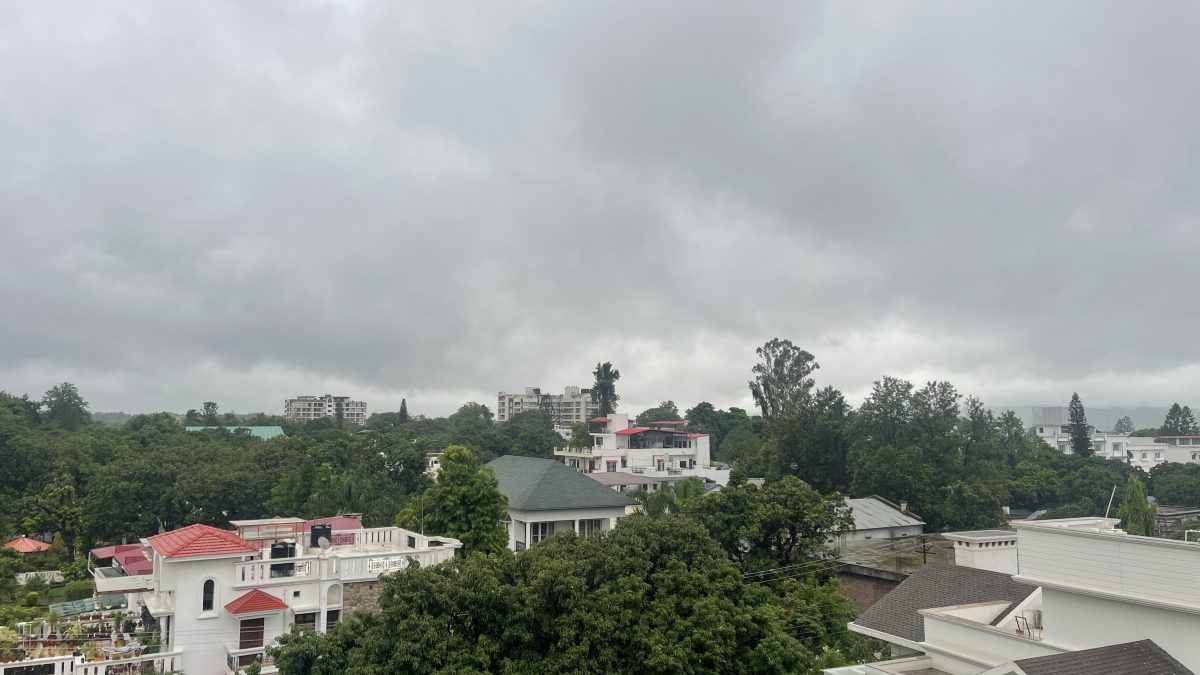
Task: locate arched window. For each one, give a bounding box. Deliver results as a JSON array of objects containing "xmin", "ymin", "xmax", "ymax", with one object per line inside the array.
[{"xmin": 202, "ymin": 579, "xmax": 215, "ymax": 612}]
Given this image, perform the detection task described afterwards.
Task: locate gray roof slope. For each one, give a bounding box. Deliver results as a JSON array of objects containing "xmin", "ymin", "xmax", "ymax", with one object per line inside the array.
[
  {"xmin": 846, "ymin": 496, "xmax": 924, "ymax": 530},
  {"xmin": 852, "ymin": 562, "xmax": 1034, "ymax": 642},
  {"xmin": 1013, "ymin": 640, "xmax": 1192, "ymax": 675},
  {"xmin": 487, "ymin": 456, "xmax": 638, "ymax": 511}
]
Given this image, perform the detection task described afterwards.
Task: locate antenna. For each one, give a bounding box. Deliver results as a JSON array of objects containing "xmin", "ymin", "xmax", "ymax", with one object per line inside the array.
[{"xmin": 1103, "ymin": 485, "xmax": 1118, "ymax": 519}]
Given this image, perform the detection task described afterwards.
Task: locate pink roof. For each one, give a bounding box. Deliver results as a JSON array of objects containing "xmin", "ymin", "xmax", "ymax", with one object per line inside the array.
[
  {"xmin": 588, "ymin": 417, "xmax": 609, "ymax": 423},
  {"xmin": 90, "ymin": 543, "xmax": 144, "ymax": 559},
  {"xmin": 225, "ymin": 589, "xmax": 289, "ymax": 614},
  {"xmin": 5, "ymin": 537, "xmax": 50, "ymax": 553},
  {"xmin": 116, "ymin": 549, "xmax": 153, "ymax": 575},
  {"xmin": 303, "ymin": 515, "xmax": 363, "ymax": 532},
  {"xmin": 148, "ymin": 524, "xmax": 259, "ymax": 559},
  {"xmin": 649, "ymin": 421, "xmax": 686, "ymax": 425},
  {"xmin": 615, "ymin": 427, "xmax": 651, "ymax": 435}
]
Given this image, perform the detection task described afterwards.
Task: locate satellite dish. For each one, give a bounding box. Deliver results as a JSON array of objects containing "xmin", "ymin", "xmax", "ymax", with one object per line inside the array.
[{"xmin": 318, "ymin": 536, "xmax": 331, "ymax": 549}]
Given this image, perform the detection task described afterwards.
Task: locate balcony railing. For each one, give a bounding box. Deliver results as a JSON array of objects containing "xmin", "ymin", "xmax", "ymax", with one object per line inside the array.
[
  {"xmin": 234, "ymin": 558, "xmax": 315, "ymax": 587},
  {"xmin": 92, "ymin": 567, "xmax": 154, "ymax": 593},
  {"xmin": 226, "ymin": 643, "xmax": 274, "ymax": 674}
]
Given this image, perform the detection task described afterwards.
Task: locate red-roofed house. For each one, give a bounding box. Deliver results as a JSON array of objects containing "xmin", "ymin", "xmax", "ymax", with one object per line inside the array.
[
  {"xmin": 556, "ymin": 413, "xmax": 727, "ymax": 484},
  {"xmin": 4, "ymin": 536, "xmax": 50, "ymax": 553},
  {"xmin": 79, "ymin": 516, "xmax": 463, "ymax": 675}
]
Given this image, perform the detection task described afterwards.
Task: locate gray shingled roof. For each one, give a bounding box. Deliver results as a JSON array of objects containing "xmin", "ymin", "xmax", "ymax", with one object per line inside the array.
[
  {"xmin": 487, "ymin": 456, "xmax": 639, "ymax": 511},
  {"xmin": 852, "ymin": 562, "xmax": 1034, "ymax": 642},
  {"xmin": 1013, "ymin": 640, "xmax": 1192, "ymax": 675}
]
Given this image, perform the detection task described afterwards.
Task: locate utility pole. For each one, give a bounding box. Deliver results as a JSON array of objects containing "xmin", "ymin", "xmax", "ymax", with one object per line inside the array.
[{"xmin": 916, "ymin": 536, "xmax": 935, "ymax": 565}]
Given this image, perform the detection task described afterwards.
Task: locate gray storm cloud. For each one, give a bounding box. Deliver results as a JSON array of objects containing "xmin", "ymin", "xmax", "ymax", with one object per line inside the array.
[{"xmin": 1, "ymin": 1, "xmax": 1198, "ymax": 416}]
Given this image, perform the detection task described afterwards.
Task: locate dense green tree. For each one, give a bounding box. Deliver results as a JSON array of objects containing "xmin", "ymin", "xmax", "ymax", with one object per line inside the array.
[
  {"xmin": 635, "ymin": 401, "xmax": 682, "ymax": 425},
  {"xmin": 853, "ymin": 376, "xmax": 914, "ymax": 447},
  {"xmin": 567, "ymin": 422, "xmax": 591, "ymax": 450},
  {"xmin": 1009, "ymin": 460, "xmax": 1063, "ymax": 509},
  {"xmin": 718, "ymin": 425, "xmax": 764, "ymax": 470},
  {"xmin": 397, "ymin": 445, "xmax": 507, "ymax": 555},
  {"xmin": 1149, "ymin": 463, "xmax": 1200, "ymax": 506},
  {"xmin": 684, "ymin": 402, "xmax": 751, "ymax": 450},
  {"xmin": 1116, "ymin": 475, "xmax": 1156, "ymax": 536},
  {"xmin": 398, "ymin": 398, "xmax": 409, "ymax": 424},
  {"xmin": 848, "ymin": 444, "xmax": 938, "ymax": 523},
  {"xmin": 23, "ymin": 477, "xmax": 85, "ymax": 561},
  {"xmin": 202, "ymin": 401, "xmax": 219, "ymax": 426},
  {"xmin": 1066, "ymin": 393, "xmax": 1092, "ymax": 457},
  {"xmin": 591, "ymin": 362, "xmax": 621, "ymax": 416},
  {"xmin": 273, "ymin": 516, "xmax": 818, "ymax": 674},
  {"xmin": 1112, "ymin": 415, "xmax": 1135, "ymax": 434},
  {"xmin": 748, "ymin": 338, "xmax": 819, "ymax": 422},
  {"xmin": 41, "ymin": 383, "xmax": 90, "ymax": 432},
  {"xmin": 497, "ymin": 411, "xmax": 561, "ymax": 458},
  {"xmin": 938, "ymin": 481, "xmax": 1004, "ymax": 530},
  {"xmin": 635, "ymin": 477, "xmax": 706, "ymax": 517},
  {"xmin": 183, "ymin": 409, "xmax": 202, "ymax": 425},
  {"xmin": 1163, "ymin": 403, "xmax": 1199, "ymax": 436},
  {"xmin": 773, "ymin": 386, "xmax": 852, "ymax": 491}
]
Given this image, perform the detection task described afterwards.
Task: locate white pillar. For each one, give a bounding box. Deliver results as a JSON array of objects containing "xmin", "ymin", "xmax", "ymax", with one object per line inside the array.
[
  {"xmin": 525, "ymin": 520, "xmax": 530, "ymax": 549},
  {"xmin": 573, "ymin": 519, "xmax": 579, "ymax": 535}
]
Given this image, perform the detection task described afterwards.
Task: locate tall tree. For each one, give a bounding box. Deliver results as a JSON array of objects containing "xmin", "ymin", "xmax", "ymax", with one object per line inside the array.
[
  {"xmin": 1183, "ymin": 406, "xmax": 1200, "ymax": 435},
  {"xmin": 1162, "ymin": 403, "xmax": 1186, "ymax": 435},
  {"xmin": 1117, "ymin": 475, "xmax": 1156, "ymax": 536},
  {"xmin": 635, "ymin": 400, "xmax": 681, "ymax": 425},
  {"xmin": 591, "ymin": 362, "xmax": 621, "ymax": 416},
  {"xmin": 1066, "ymin": 393, "xmax": 1092, "ymax": 457},
  {"xmin": 396, "ymin": 445, "xmax": 508, "ymax": 555},
  {"xmin": 202, "ymin": 401, "xmax": 219, "ymax": 426},
  {"xmin": 1112, "ymin": 415, "xmax": 1135, "ymax": 434},
  {"xmin": 748, "ymin": 338, "xmax": 818, "ymax": 422},
  {"xmin": 272, "ymin": 516, "xmax": 819, "ymax": 674},
  {"xmin": 41, "ymin": 382, "xmax": 90, "ymax": 431},
  {"xmin": 398, "ymin": 398, "xmax": 409, "ymax": 424}
]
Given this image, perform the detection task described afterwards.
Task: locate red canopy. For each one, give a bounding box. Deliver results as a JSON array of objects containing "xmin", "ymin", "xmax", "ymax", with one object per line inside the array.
[{"xmin": 5, "ymin": 537, "xmax": 51, "ymax": 553}]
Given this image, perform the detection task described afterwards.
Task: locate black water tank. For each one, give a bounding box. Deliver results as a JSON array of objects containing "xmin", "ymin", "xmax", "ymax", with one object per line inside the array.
[
  {"xmin": 311, "ymin": 523, "xmax": 332, "ymax": 548},
  {"xmin": 270, "ymin": 542, "xmax": 288, "ymax": 559}
]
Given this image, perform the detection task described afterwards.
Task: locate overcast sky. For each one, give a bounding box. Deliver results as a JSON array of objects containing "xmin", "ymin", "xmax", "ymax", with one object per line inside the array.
[{"xmin": 2, "ymin": 2, "xmax": 1198, "ymax": 419}]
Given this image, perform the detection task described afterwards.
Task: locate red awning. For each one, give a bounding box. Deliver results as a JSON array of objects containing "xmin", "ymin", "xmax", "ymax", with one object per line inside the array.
[
  {"xmin": 225, "ymin": 589, "xmax": 289, "ymax": 614},
  {"xmin": 4, "ymin": 537, "xmax": 50, "ymax": 553}
]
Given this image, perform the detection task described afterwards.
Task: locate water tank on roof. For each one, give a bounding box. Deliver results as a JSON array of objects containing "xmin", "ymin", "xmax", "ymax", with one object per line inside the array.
[{"xmin": 311, "ymin": 523, "xmax": 332, "ymax": 549}]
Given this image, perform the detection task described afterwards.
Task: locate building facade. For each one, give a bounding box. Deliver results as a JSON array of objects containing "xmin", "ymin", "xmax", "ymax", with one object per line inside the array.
[
  {"xmin": 846, "ymin": 517, "xmax": 1199, "ymax": 674},
  {"xmin": 283, "ymin": 394, "xmax": 367, "ymax": 426},
  {"xmin": 1028, "ymin": 406, "xmax": 1181, "ymax": 470},
  {"xmin": 496, "ymin": 386, "xmax": 598, "ymax": 424},
  {"xmin": 554, "ymin": 414, "xmax": 722, "ymax": 482},
  {"xmin": 83, "ymin": 516, "xmax": 459, "ymax": 675}
]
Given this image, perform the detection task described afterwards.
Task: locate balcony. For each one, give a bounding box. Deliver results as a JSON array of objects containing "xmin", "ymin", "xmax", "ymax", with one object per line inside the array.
[
  {"xmin": 226, "ymin": 643, "xmax": 276, "ymax": 674},
  {"xmin": 93, "ymin": 566, "xmax": 153, "ymax": 594},
  {"xmin": 234, "ymin": 558, "xmax": 315, "ymax": 587},
  {"xmin": 553, "ymin": 446, "xmax": 594, "ymax": 456}
]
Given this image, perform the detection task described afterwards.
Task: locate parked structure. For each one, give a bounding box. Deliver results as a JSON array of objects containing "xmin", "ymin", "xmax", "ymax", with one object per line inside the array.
[
  {"xmin": 76, "ymin": 515, "xmax": 460, "ymax": 674},
  {"xmin": 4, "ymin": 536, "xmax": 50, "ymax": 553},
  {"xmin": 487, "ymin": 455, "xmax": 637, "ymax": 551},
  {"xmin": 284, "ymin": 395, "xmax": 367, "ymax": 425},
  {"xmin": 846, "ymin": 517, "xmax": 1198, "ymax": 674},
  {"xmin": 495, "ymin": 386, "xmax": 598, "ymax": 424},
  {"xmin": 555, "ymin": 414, "xmax": 723, "ymax": 483}
]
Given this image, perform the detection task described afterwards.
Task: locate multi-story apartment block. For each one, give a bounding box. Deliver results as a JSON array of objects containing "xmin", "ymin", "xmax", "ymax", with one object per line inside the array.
[
  {"xmin": 64, "ymin": 515, "xmax": 459, "ymax": 675},
  {"xmin": 496, "ymin": 386, "xmax": 598, "ymax": 424},
  {"xmin": 554, "ymin": 414, "xmax": 725, "ymax": 483},
  {"xmin": 284, "ymin": 394, "xmax": 367, "ymax": 426}
]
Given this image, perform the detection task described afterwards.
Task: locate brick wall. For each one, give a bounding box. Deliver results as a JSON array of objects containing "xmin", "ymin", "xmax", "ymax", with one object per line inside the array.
[
  {"xmin": 341, "ymin": 580, "xmax": 385, "ymax": 616},
  {"xmin": 837, "ymin": 572, "xmax": 901, "ymax": 614}
]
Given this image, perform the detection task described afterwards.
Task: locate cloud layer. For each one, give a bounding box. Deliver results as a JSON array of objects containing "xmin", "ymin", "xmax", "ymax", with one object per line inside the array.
[{"xmin": 2, "ymin": 2, "xmax": 1198, "ymax": 416}]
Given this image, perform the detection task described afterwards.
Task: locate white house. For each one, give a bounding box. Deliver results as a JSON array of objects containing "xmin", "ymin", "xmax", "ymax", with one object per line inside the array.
[
  {"xmin": 837, "ymin": 496, "xmax": 925, "ymax": 551},
  {"xmin": 845, "ymin": 517, "xmax": 1198, "ymax": 674},
  {"xmin": 554, "ymin": 414, "xmax": 727, "ymax": 483},
  {"xmin": 486, "ymin": 455, "xmax": 638, "ymax": 551},
  {"xmin": 78, "ymin": 515, "xmax": 461, "ymax": 675},
  {"xmin": 1027, "ymin": 406, "xmax": 1182, "ymax": 470}
]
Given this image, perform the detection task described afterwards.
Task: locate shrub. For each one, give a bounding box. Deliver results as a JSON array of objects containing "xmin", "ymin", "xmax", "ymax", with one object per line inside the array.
[
  {"xmin": 22, "ymin": 576, "xmax": 48, "ymax": 593},
  {"xmin": 63, "ymin": 580, "xmax": 94, "ymax": 601},
  {"xmin": 23, "ymin": 591, "xmax": 39, "ymax": 607}
]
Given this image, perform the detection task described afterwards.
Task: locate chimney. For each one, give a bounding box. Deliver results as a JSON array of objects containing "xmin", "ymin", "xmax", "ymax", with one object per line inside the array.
[
  {"xmin": 943, "ymin": 531, "xmax": 1019, "ymax": 575},
  {"xmin": 900, "ymin": 501, "xmax": 908, "ymax": 513}
]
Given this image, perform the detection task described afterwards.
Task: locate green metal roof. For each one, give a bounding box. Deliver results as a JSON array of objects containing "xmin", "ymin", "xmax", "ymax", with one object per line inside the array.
[
  {"xmin": 486, "ymin": 456, "xmax": 638, "ymax": 511},
  {"xmin": 185, "ymin": 426, "xmax": 285, "ymax": 440}
]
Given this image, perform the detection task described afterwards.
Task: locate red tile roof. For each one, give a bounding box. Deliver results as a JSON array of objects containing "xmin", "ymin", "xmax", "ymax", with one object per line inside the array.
[
  {"xmin": 649, "ymin": 421, "xmax": 686, "ymax": 425},
  {"xmin": 148, "ymin": 524, "xmax": 259, "ymax": 559},
  {"xmin": 4, "ymin": 537, "xmax": 50, "ymax": 553},
  {"xmin": 225, "ymin": 589, "xmax": 289, "ymax": 614},
  {"xmin": 614, "ymin": 427, "xmax": 651, "ymax": 435}
]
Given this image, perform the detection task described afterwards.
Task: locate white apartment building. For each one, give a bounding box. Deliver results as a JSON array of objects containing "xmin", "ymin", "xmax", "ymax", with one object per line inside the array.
[
  {"xmin": 496, "ymin": 386, "xmax": 598, "ymax": 424},
  {"xmin": 73, "ymin": 515, "xmax": 460, "ymax": 675},
  {"xmin": 284, "ymin": 394, "xmax": 367, "ymax": 426},
  {"xmin": 844, "ymin": 517, "xmax": 1199, "ymax": 674},
  {"xmin": 1028, "ymin": 406, "xmax": 1183, "ymax": 470},
  {"xmin": 554, "ymin": 414, "xmax": 727, "ymax": 483}
]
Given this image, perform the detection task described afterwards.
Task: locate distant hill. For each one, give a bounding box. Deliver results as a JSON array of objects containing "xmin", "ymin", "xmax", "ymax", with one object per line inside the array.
[
  {"xmin": 92, "ymin": 411, "xmax": 135, "ymax": 426},
  {"xmin": 993, "ymin": 406, "xmax": 1190, "ymax": 433}
]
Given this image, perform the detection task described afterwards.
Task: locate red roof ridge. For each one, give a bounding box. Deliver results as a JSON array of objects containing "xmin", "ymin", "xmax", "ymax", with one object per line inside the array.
[
  {"xmin": 148, "ymin": 524, "xmax": 259, "ymax": 559},
  {"xmin": 225, "ymin": 589, "xmax": 289, "ymax": 614}
]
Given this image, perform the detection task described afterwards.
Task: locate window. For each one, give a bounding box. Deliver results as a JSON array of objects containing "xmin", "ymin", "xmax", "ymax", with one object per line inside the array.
[
  {"xmin": 1142, "ymin": 452, "xmax": 1148, "ymax": 460},
  {"xmin": 621, "ymin": 456, "xmax": 627, "ymax": 468},
  {"xmin": 578, "ymin": 519, "xmax": 603, "ymax": 538},
  {"xmin": 606, "ymin": 461, "xmax": 617, "ymax": 472},
  {"xmin": 1155, "ymin": 452, "xmax": 1163, "ymax": 460},
  {"xmin": 531, "ymin": 522, "xmax": 554, "ymax": 544},
  {"xmin": 294, "ymin": 612, "xmax": 317, "ymax": 631},
  {"xmin": 325, "ymin": 610, "xmax": 341, "ymax": 630},
  {"xmin": 239, "ymin": 618, "xmax": 265, "ymax": 649},
  {"xmin": 293, "ymin": 590, "xmax": 301, "ymax": 598},
  {"xmin": 1038, "ymin": 427, "xmax": 1044, "ymax": 433},
  {"xmin": 201, "ymin": 579, "xmax": 215, "ymax": 613}
]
